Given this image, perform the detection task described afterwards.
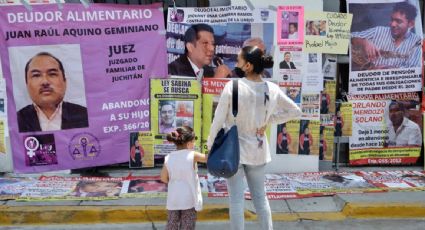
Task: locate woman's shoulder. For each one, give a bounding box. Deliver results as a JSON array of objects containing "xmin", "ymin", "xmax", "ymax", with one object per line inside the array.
[{"xmin": 264, "ymin": 80, "xmax": 281, "ymax": 91}]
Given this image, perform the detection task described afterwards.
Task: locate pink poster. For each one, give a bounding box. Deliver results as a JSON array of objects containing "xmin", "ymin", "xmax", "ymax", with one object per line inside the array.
[
  {"xmin": 277, "ymin": 5, "xmax": 304, "ymax": 46},
  {"xmin": 0, "ymin": 4, "xmax": 167, "ymax": 173}
]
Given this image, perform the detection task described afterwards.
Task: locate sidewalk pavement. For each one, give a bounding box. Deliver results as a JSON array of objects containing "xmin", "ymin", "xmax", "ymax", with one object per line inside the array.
[{"xmin": 1, "ymin": 166, "xmax": 425, "ymax": 225}]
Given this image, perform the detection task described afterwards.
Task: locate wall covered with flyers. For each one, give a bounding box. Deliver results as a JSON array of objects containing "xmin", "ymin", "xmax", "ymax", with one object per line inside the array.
[{"xmin": 0, "ymin": 0, "xmax": 424, "ymax": 173}]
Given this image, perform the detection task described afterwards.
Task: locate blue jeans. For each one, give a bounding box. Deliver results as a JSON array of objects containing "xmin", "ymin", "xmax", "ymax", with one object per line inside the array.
[{"xmin": 227, "ymin": 164, "xmax": 273, "ymax": 230}]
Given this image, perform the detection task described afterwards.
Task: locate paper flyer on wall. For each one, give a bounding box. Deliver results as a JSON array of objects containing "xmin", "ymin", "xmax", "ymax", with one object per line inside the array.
[
  {"xmin": 166, "ymin": 6, "xmax": 275, "ymax": 79},
  {"xmin": 302, "ymin": 52, "xmax": 323, "ymax": 93},
  {"xmin": 277, "ymin": 46, "xmax": 303, "ymax": 88},
  {"xmin": 150, "ymin": 79, "xmax": 202, "ymax": 156},
  {"xmin": 129, "ymin": 131, "xmax": 154, "ymax": 168},
  {"xmin": 336, "ymin": 102, "xmax": 353, "ymax": 137},
  {"xmin": 348, "ymin": 0, "xmax": 423, "ymax": 95},
  {"xmin": 348, "ymin": 93, "xmax": 422, "ymax": 165},
  {"xmin": 0, "ymin": 4, "xmax": 167, "ymax": 173},
  {"xmin": 300, "ymin": 93, "xmax": 320, "ymax": 120},
  {"xmin": 323, "ymin": 54, "xmax": 338, "ymax": 80},
  {"xmin": 201, "ymin": 78, "xmax": 231, "ymax": 154},
  {"xmin": 304, "ymin": 11, "xmax": 352, "ymax": 54},
  {"xmin": 277, "ymin": 49, "xmax": 322, "ymax": 121},
  {"xmin": 275, "ymin": 120, "xmax": 300, "ymax": 155},
  {"xmin": 277, "ymin": 6, "xmax": 304, "ymax": 46},
  {"xmin": 320, "ymin": 114, "xmax": 334, "ymax": 161},
  {"xmin": 321, "ymin": 80, "xmax": 337, "ymax": 114},
  {"xmin": 298, "ymin": 120, "xmax": 320, "ymax": 157}
]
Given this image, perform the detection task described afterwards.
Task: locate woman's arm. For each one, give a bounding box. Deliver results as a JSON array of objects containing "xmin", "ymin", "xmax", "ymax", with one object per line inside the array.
[{"xmin": 269, "ymin": 88, "xmax": 302, "ymax": 124}]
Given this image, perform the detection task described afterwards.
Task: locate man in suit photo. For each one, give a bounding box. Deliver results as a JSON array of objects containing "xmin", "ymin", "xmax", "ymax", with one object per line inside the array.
[
  {"xmin": 279, "ymin": 51, "xmax": 296, "ymax": 69},
  {"xmin": 168, "ymin": 23, "xmax": 231, "ymax": 79},
  {"xmin": 17, "ymin": 52, "xmax": 88, "ymax": 132}
]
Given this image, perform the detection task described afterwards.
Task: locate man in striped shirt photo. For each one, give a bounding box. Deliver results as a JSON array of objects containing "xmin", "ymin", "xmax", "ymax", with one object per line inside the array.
[{"xmin": 351, "ymin": 1, "xmax": 421, "ymax": 71}]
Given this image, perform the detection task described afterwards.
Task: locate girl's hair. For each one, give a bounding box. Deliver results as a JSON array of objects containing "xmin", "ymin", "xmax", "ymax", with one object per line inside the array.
[
  {"xmin": 166, "ymin": 126, "xmax": 196, "ymax": 146},
  {"xmin": 240, "ymin": 46, "xmax": 274, "ymax": 74}
]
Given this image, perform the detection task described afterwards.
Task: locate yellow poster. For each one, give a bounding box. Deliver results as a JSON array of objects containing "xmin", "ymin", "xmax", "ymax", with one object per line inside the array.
[
  {"xmin": 323, "ymin": 80, "xmax": 336, "ymax": 114},
  {"xmin": 304, "ymin": 11, "xmax": 352, "ymax": 54},
  {"xmin": 150, "ymin": 79, "xmax": 202, "ymax": 157},
  {"xmin": 129, "ymin": 131, "xmax": 154, "ymax": 168},
  {"xmin": 322, "ymin": 126, "xmax": 334, "ymax": 161},
  {"xmin": 298, "ymin": 120, "xmax": 320, "ymax": 156},
  {"xmin": 338, "ymin": 102, "xmax": 353, "ymax": 137},
  {"xmin": 201, "ymin": 79, "xmax": 231, "ymax": 154}
]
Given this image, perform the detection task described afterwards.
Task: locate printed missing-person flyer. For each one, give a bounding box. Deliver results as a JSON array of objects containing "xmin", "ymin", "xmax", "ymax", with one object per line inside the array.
[{"xmin": 150, "ymin": 78, "xmax": 202, "ymax": 157}]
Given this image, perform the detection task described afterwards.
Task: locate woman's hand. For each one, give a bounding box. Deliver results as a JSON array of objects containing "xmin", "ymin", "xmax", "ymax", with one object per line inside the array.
[{"xmin": 256, "ymin": 126, "xmax": 266, "ymax": 136}]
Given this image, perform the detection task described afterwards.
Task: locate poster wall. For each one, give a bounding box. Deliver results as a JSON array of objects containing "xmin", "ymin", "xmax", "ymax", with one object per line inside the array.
[
  {"xmin": 348, "ymin": 93, "xmax": 422, "ymax": 165},
  {"xmin": 150, "ymin": 79, "xmax": 202, "ymax": 156},
  {"xmin": 348, "ymin": 0, "xmax": 423, "ymax": 94},
  {"xmin": 0, "ymin": 4, "xmax": 167, "ymax": 173}
]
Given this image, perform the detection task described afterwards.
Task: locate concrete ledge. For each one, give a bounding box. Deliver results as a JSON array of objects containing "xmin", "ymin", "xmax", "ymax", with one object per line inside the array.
[
  {"xmin": 1, "ymin": 202, "xmax": 425, "ymax": 225},
  {"xmin": 272, "ymin": 212, "xmax": 346, "ymax": 221},
  {"xmin": 0, "ymin": 205, "xmax": 243, "ymax": 225},
  {"xmin": 342, "ymin": 202, "xmax": 425, "ymax": 218}
]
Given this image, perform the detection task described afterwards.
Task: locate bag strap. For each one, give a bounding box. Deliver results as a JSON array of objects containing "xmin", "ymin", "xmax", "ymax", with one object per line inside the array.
[{"xmin": 232, "ymin": 79, "xmax": 238, "ymax": 118}]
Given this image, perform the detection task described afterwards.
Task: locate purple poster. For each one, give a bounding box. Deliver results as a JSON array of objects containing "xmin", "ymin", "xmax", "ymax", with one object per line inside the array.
[{"xmin": 0, "ymin": 3, "xmax": 167, "ymax": 173}]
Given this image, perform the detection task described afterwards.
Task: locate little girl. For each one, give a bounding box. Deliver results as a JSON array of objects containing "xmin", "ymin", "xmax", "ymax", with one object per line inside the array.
[{"xmin": 160, "ymin": 126, "xmax": 207, "ymax": 230}]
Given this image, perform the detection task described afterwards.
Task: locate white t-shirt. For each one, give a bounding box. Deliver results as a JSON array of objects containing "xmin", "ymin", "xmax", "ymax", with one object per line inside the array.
[
  {"xmin": 207, "ymin": 78, "xmax": 302, "ymax": 165},
  {"xmin": 165, "ymin": 149, "xmax": 202, "ymax": 211},
  {"xmin": 388, "ymin": 117, "xmax": 422, "ymax": 146}
]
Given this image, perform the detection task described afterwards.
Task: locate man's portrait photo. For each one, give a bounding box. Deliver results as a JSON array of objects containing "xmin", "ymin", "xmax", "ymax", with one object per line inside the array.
[
  {"xmin": 386, "ymin": 100, "xmax": 422, "ymax": 147},
  {"xmin": 168, "ymin": 23, "xmax": 230, "ymax": 79},
  {"xmin": 159, "ymin": 100, "xmax": 176, "ymax": 134},
  {"xmin": 10, "ymin": 45, "xmax": 88, "ymax": 133},
  {"xmin": 279, "ymin": 51, "xmax": 297, "ymax": 69},
  {"xmin": 285, "ymin": 86, "xmax": 301, "ymax": 104},
  {"xmin": 350, "ymin": 1, "xmax": 422, "ymax": 71}
]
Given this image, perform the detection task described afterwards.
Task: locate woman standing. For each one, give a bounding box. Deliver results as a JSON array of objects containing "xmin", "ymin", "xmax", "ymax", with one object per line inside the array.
[{"xmin": 207, "ymin": 46, "xmax": 301, "ymax": 230}]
